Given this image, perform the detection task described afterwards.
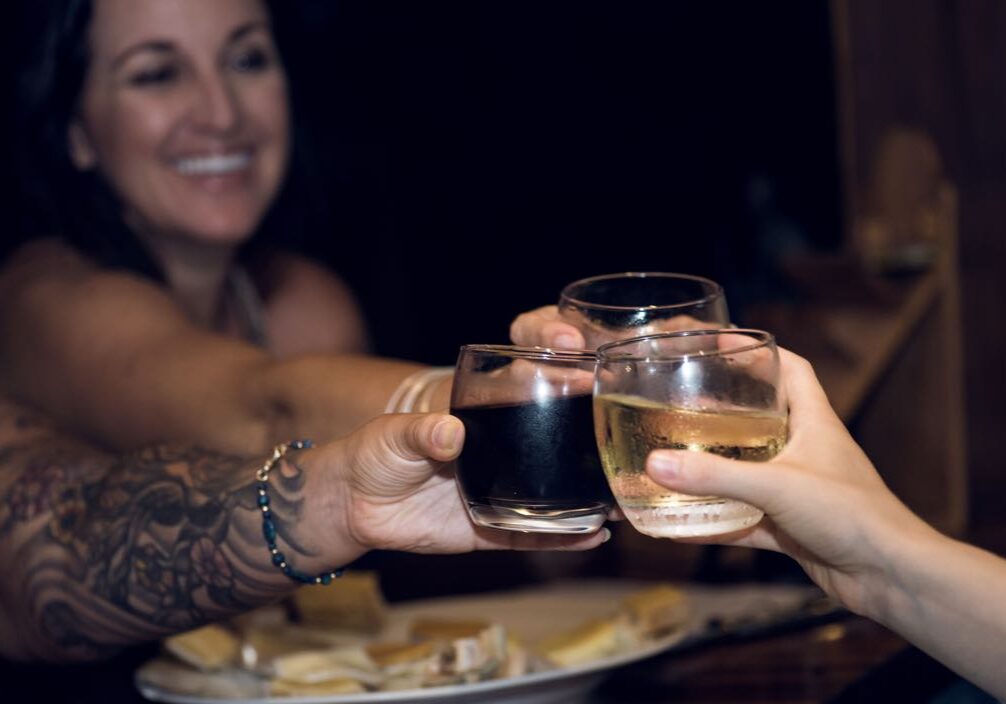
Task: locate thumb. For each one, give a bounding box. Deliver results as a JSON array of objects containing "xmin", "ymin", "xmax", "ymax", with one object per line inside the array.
[
  {"xmin": 646, "ymin": 449, "xmax": 789, "ymax": 515},
  {"xmin": 369, "ymin": 412, "xmax": 465, "ymax": 464}
]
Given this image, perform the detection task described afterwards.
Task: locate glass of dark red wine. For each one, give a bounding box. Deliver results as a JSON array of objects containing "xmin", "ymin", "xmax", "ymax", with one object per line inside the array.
[{"xmin": 450, "ymin": 344, "xmax": 613, "ymax": 533}]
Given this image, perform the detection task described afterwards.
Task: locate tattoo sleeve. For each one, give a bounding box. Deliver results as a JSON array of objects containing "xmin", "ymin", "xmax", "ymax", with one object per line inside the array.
[{"xmin": 0, "ymin": 401, "xmax": 316, "ymax": 662}]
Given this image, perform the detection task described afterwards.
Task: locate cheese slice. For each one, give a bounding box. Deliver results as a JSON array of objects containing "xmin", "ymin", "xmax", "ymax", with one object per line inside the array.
[
  {"xmin": 292, "ymin": 571, "xmax": 387, "ymax": 633},
  {"xmin": 269, "ymin": 646, "xmax": 381, "ymax": 686},
  {"xmin": 533, "ymin": 618, "xmax": 624, "ymax": 668},
  {"xmin": 164, "ymin": 623, "xmax": 241, "ymax": 671},
  {"xmin": 269, "ymin": 677, "xmax": 367, "ymax": 696},
  {"xmin": 620, "ymin": 583, "xmax": 689, "ymax": 638}
]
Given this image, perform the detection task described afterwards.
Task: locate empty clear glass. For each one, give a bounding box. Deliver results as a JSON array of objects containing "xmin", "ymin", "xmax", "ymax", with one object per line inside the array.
[{"xmin": 558, "ymin": 272, "xmax": 730, "ymax": 349}]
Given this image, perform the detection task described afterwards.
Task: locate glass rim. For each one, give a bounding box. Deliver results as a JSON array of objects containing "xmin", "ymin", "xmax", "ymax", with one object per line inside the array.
[
  {"xmin": 559, "ymin": 271, "xmax": 725, "ymax": 313},
  {"xmin": 458, "ymin": 343, "xmax": 596, "ymax": 361},
  {"xmin": 595, "ymin": 328, "xmax": 776, "ymax": 362}
]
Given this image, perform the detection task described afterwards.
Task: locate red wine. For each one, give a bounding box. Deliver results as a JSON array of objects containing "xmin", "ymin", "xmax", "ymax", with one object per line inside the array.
[{"xmin": 452, "ymin": 393, "xmax": 613, "ymax": 511}]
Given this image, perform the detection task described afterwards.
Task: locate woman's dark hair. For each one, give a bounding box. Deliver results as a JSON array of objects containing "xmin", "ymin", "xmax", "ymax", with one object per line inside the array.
[{"xmin": 10, "ymin": 0, "xmax": 326, "ymax": 283}]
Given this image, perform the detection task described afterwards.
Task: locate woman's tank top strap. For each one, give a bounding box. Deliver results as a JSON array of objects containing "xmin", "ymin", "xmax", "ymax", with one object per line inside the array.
[{"xmin": 227, "ymin": 265, "xmax": 270, "ymax": 348}]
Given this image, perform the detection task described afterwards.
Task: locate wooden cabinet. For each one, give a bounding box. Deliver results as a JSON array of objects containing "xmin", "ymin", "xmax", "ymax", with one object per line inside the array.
[
  {"xmin": 746, "ymin": 0, "xmax": 970, "ymax": 535},
  {"xmin": 746, "ymin": 232, "xmax": 967, "ymax": 535}
]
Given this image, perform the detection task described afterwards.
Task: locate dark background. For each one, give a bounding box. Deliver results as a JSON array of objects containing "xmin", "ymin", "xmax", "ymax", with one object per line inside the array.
[
  {"xmin": 0, "ymin": 1, "xmax": 841, "ymax": 364},
  {"xmin": 281, "ymin": 0, "xmax": 841, "ymax": 364}
]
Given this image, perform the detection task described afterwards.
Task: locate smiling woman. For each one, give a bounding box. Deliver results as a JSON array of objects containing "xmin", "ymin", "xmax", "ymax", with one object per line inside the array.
[
  {"xmin": 21, "ymin": 0, "xmax": 302, "ymax": 330},
  {"xmin": 10, "ymin": 0, "xmax": 338, "ymax": 333},
  {"xmin": 67, "ymin": 0, "xmax": 291, "ymax": 260},
  {"xmin": 0, "ymin": 0, "xmax": 452, "ymax": 455}
]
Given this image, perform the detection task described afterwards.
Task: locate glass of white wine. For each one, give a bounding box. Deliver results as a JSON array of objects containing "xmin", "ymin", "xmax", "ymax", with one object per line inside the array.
[
  {"xmin": 593, "ymin": 329, "xmax": 787, "ymax": 538},
  {"xmin": 558, "ymin": 272, "xmax": 730, "ymax": 349}
]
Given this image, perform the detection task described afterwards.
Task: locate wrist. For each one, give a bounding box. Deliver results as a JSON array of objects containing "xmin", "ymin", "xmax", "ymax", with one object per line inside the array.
[
  {"xmin": 427, "ymin": 373, "xmax": 453, "ymax": 412},
  {"xmin": 258, "ymin": 444, "xmax": 366, "ymax": 581},
  {"xmin": 300, "ymin": 442, "xmax": 376, "ymax": 561},
  {"xmin": 857, "ymin": 511, "xmax": 947, "ymax": 627},
  {"xmin": 385, "ymin": 367, "xmax": 453, "ymax": 413}
]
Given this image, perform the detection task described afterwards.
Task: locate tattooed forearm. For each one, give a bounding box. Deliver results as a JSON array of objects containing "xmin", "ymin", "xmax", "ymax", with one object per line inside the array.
[{"xmin": 0, "ymin": 407, "xmax": 318, "ymax": 662}]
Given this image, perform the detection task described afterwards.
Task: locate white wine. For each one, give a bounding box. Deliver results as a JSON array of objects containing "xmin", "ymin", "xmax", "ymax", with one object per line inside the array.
[{"xmin": 594, "ymin": 393, "xmax": 787, "ymax": 538}]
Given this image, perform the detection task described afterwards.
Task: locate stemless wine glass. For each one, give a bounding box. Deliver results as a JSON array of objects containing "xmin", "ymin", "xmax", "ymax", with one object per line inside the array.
[
  {"xmin": 593, "ymin": 329, "xmax": 787, "ymax": 538},
  {"xmin": 558, "ymin": 272, "xmax": 730, "ymax": 349},
  {"xmin": 450, "ymin": 345, "xmax": 614, "ymax": 534}
]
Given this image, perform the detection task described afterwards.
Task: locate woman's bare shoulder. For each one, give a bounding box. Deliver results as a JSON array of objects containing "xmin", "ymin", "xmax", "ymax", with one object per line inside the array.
[
  {"xmin": 262, "ymin": 252, "xmax": 369, "ymax": 356},
  {"xmin": 1, "ymin": 238, "xmax": 147, "ymax": 298},
  {"xmin": 0, "ymin": 238, "xmax": 93, "ymax": 288},
  {"xmin": 0, "ymin": 238, "xmax": 177, "ymax": 315},
  {"xmin": 268, "ymin": 251, "xmax": 343, "ymax": 286},
  {"xmin": 0, "ymin": 238, "xmax": 194, "ymax": 371}
]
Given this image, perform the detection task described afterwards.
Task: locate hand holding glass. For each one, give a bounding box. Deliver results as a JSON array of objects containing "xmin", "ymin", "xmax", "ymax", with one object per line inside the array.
[
  {"xmin": 593, "ymin": 329, "xmax": 787, "ymax": 538},
  {"xmin": 558, "ymin": 272, "xmax": 730, "ymax": 349},
  {"xmin": 451, "ymin": 345, "xmax": 614, "ymax": 534}
]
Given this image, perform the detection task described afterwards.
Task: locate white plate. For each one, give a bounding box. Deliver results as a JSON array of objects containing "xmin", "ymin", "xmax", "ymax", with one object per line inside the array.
[{"xmin": 137, "ymin": 580, "xmax": 818, "ymax": 704}]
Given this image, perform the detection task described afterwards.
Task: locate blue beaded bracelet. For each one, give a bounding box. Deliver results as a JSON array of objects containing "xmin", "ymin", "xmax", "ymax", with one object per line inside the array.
[{"xmin": 256, "ymin": 440, "xmax": 344, "ymax": 585}]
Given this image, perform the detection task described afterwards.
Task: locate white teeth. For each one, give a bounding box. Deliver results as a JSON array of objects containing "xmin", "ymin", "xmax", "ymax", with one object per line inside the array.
[{"xmin": 175, "ymin": 152, "xmax": 251, "ymax": 175}]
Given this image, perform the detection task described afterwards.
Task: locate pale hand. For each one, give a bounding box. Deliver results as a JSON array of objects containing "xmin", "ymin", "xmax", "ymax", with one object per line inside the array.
[{"xmin": 644, "ymin": 349, "xmax": 934, "ymax": 616}]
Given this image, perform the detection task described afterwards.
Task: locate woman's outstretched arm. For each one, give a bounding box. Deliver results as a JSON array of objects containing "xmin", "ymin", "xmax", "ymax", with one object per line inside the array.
[
  {"xmin": 0, "ymin": 400, "xmax": 602, "ymax": 663},
  {"xmin": 0, "ymin": 240, "xmax": 449, "ymax": 455}
]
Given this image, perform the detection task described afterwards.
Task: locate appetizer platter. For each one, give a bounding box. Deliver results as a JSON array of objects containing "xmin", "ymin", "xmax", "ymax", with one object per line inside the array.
[{"xmin": 136, "ymin": 574, "xmax": 821, "ymax": 703}]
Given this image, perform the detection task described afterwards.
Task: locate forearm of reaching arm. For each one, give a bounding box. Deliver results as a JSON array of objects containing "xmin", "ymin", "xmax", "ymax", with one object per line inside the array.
[
  {"xmin": 0, "ymin": 245, "xmax": 273, "ymax": 453},
  {"xmin": 0, "ymin": 404, "xmax": 361, "ymax": 663},
  {"xmin": 866, "ymin": 527, "xmax": 1006, "ymax": 700},
  {"xmin": 256, "ymin": 353, "xmax": 436, "ymax": 441},
  {"xmin": 0, "ymin": 243, "xmax": 434, "ymax": 454}
]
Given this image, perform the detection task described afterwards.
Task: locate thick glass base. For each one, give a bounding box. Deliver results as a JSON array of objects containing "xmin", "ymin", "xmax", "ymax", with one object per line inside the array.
[
  {"xmin": 620, "ymin": 497, "xmax": 764, "ymax": 538},
  {"xmin": 466, "ymin": 500, "xmax": 609, "ymax": 534}
]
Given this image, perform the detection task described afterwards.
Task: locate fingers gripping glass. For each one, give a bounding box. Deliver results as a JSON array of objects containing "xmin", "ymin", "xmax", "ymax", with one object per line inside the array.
[{"xmin": 593, "ymin": 329, "xmax": 787, "ymax": 538}]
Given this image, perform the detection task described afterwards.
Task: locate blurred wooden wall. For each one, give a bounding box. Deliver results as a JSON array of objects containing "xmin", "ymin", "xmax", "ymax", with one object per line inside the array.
[{"xmin": 831, "ymin": 0, "xmax": 1006, "ymax": 538}]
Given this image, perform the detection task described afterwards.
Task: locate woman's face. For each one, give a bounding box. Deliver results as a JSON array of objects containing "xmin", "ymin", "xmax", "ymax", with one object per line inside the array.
[{"xmin": 70, "ymin": 0, "xmax": 290, "ymax": 249}]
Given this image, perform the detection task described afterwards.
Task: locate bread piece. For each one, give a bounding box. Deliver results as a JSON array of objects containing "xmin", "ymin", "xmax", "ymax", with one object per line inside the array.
[
  {"xmin": 409, "ymin": 618, "xmax": 508, "ymax": 678},
  {"xmin": 240, "ymin": 623, "xmax": 370, "ymax": 671},
  {"xmin": 228, "ymin": 603, "xmax": 289, "ymax": 632},
  {"xmin": 366, "ymin": 640, "xmax": 438, "ymax": 669},
  {"xmin": 163, "ymin": 623, "xmax": 241, "ymax": 671},
  {"xmin": 292, "ymin": 571, "xmax": 387, "ymax": 633},
  {"xmin": 619, "ymin": 583, "xmax": 690, "ymax": 639},
  {"xmin": 533, "ymin": 618, "xmax": 626, "ymax": 668},
  {"xmin": 136, "ymin": 657, "xmax": 263, "ymax": 698},
  {"xmin": 366, "ymin": 640, "xmax": 440, "ymax": 691},
  {"xmin": 498, "ymin": 634, "xmax": 530, "ymax": 679},
  {"xmin": 268, "ymin": 677, "xmax": 367, "ymax": 696},
  {"xmin": 269, "ymin": 645, "xmax": 381, "ymax": 686}
]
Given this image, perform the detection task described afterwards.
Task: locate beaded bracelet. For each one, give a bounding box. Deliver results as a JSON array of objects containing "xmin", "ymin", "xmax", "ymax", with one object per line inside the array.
[{"xmin": 257, "ymin": 440, "xmax": 344, "ymax": 585}]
